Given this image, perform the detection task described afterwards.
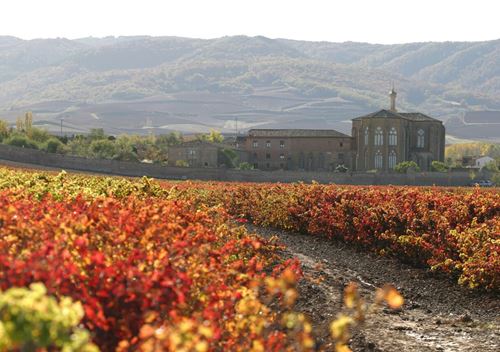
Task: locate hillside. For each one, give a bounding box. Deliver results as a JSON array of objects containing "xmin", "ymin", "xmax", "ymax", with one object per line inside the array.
[{"xmin": 0, "ymin": 35, "xmax": 498, "ymax": 141}]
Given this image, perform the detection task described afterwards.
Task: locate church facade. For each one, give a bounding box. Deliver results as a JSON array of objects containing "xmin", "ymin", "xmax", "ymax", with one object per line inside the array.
[{"xmin": 351, "ymin": 89, "xmax": 445, "ymax": 172}]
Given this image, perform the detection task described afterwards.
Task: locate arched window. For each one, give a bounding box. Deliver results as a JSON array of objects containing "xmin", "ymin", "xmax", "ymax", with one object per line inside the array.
[
  {"xmin": 364, "ymin": 127, "xmax": 369, "ymax": 145},
  {"xmin": 374, "ymin": 127, "xmax": 384, "ymax": 146},
  {"xmin": 388, "ymin": 150, "xmax": 397, "ymax": 169},
  {"xmin": 389, "ymin": 127, "xmax": 397, "ymax": 146},
  {"xmin": 417, "ymin": 129, "xmax": 425, "ymax": 148},
  {"xmin": 374, "ymin": 150, "xmax": 383, "ymax": 169}
]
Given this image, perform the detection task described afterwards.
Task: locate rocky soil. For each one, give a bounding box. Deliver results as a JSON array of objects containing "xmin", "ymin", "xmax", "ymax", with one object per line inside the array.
[{"xmin": 250, "ymin": 225, "xmax": 500, "ymax": 352}]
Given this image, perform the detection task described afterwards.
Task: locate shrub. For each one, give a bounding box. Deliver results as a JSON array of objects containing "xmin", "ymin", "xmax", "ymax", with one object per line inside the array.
[
  {"xmin": 175, "ymin": 159, "xmax": 189, "ymax": 167},
  {"xmin": 4, "ymin": 135, "xmax": 39, "ymax": 149},
  {"xmin": 431, "ymin": 160, "xmax": 448, "ymax": 172},
  {"xmin": 45, "ymin": 137, "xmax": 64, "ymax": 153},
  {"xmin": 89, "ymin": 139, "xmax": 116, "ymax": 159},
  {"xmin": 238, "ymin": 162, "xmax": 254, "ymax": 170},
  {"xmin": 394, "ymin": 161, "xmax": 420, "ymax": 173}
]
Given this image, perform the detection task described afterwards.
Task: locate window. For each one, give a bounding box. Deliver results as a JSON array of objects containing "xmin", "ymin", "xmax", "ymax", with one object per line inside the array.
[
  {"xmin": 266, "ymin": 163, "xmax": 270, "ymax": 168},
  {"xmin": 280, "ymin": 153, "xmax": 285, "ymax": 159},
  {"xmin": 417, "ymin": 129, "xmax": 425, "ymax": 148},
  {"xmin": 374, "ymin": 127, "xmax": 384, "ymax": 146},
  {"xmin": 364, "ymin": 127, "xmax": 369, "ymax": 145},
  {"xmin": 338, "ymin": 153, "xmax": 344, "ymax": 161},
  {"xmin": 388, "ymin": 150, "xmax": 397, "ymax": 169},
  {"xmin": 266, "ymin": 153, "xmax": 271, "ymax": 159},
  {"xmin": 375, "ymin": 150, "xmax": 383, "ymax": 169},
  {"xmin": 266, "ymin": 140, "xmax": 271, "ymax": 148},
  {"xmin": 340, "ymin": 141, "xmax": 343, "ymax": 148},
  {"xmin": 188, "ymin": 149, "xmax": 196, "ymax": 156},
  {"xmin": 252, "ymin": 140, "xmax": 258, "ymax": 148},
  {"xmin": 389, "ymin": 127, "xmax": 397, "ymax": 146},
  {"xmin": 253, "ymin": 163, "xmax": 258, "ymax": 169},
  {"xmin": 280, "ymin": 140, "xmax": 285, "ymax": 148},
  {"xmin": 280, "ymin": 163, "xmax": 284, "ymax": 169}
]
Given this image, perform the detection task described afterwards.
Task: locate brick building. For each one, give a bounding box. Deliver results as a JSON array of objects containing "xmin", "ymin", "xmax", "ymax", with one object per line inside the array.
[
  {"xmin": 240, "ymin": 129, "xmax": 351, "ymax": 171},
  {"xmin": 351, "ymin": 88, "xmax": 445, "ymax": 172}
]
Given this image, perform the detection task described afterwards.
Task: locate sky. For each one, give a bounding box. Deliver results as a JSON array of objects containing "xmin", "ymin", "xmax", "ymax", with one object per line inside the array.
[{"xmin": 1, "ymin": 0, "xmax": 499, "ymax": 44}]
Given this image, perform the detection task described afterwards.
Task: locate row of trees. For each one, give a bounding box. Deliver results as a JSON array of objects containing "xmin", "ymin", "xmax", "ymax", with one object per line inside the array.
[{"xmin": 0, "ymin": 113, "xmax": 185, "ymax": 164}]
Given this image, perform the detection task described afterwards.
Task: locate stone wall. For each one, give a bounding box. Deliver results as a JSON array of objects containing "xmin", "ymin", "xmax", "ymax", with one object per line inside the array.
[{"xmin": 0, "ymin": 144, "xmax": 475, "ymax": 186}]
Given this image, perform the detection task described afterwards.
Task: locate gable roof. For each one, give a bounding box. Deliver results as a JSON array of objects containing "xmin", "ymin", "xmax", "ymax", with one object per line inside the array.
[
  {"xmin": 248, "ymin": 129, "xmax": 349, "ymax": 138},
  {"xmin": 353, "ymin": 109, "xmax": 441, "ymax": 122}
]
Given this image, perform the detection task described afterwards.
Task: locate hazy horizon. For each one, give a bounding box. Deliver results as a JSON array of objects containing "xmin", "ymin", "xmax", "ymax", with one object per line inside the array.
[
  {"xmin": 3, "ymin": 33, "xmax": 500, "ymax": 46},
  {"xmin": 1, "ymin": 0, "xmax": 499, "ymax": 44}
]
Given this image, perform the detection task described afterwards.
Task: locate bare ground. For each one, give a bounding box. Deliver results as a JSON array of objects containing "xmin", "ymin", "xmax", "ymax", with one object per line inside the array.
[{"xmin": 249, "ymin": 225, "xmax": 500, "ymax": 352}]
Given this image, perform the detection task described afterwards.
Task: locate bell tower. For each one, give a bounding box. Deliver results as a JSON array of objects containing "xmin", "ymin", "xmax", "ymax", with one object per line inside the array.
[{"xmin": 389, "ymin": 85, "xmax": 397, "ymax": 112}]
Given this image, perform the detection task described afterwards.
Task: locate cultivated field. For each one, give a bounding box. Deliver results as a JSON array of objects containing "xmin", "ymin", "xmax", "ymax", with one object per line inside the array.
[{"xmin": 0, "ymin": 166, "xmax": 498, "ymax": 351}]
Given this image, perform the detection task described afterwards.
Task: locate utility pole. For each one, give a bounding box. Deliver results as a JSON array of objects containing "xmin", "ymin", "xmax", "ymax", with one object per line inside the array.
[
  {"xmin": 60, "ymin": 118, "xmax": 64, "ymax": 136},
  {"xmin": 235, "ymin": 116, "xmax": 238, "ymax": 136}
]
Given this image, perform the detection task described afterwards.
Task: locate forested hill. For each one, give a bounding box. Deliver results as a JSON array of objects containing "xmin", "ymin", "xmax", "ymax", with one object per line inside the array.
[{"xmin": 0, "ymin": 35, "xmax": 498, "ymax": 141}]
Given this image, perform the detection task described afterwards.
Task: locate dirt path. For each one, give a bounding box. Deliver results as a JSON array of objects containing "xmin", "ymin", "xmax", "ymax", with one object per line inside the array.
[{"xmin": 250, "ymin": 225, "xmax": 500, "ymax": 352}]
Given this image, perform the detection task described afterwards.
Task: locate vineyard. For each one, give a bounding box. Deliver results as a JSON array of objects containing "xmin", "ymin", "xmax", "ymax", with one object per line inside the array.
[{"xmin": 0, "ymin": 166, "xmax": 498, "ymax": 351}]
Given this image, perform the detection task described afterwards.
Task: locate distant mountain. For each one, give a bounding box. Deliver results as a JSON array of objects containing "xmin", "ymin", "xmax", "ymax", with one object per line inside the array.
[{"xmin": 0, "ymin": 35, "xmax": 498, "ymax": 141}]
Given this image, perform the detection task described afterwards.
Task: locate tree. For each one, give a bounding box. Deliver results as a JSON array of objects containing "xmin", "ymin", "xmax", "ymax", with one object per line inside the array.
[
  {"xmin": 219, "ymin": 148, "xmax": 238, "ymax": 168},
  {"xmin": 45, "ymin": 138, "xmax": 63, "ymax": 153},
  {"xmin": 24, "ymin": 111, "xmax": 33, "ymax": 137},
  {"xmin": 483, "ymin": 161, "xmax": 498, "ymax": 172},
  {"xmin": 113, "ymin": 135, "xmax": 138, "ymax": 162},
  {"xmin": 16, "ymin": 116, "xmax": 24, "ymax": 132},
  {"xmin": 0, "ymin": 119, "xmax": 9, "ymax": 142},
  {"xmin": 198, "ymin": 130, "xmax": 223, "ymax": 143},
  {"xmin": 89, "ymin": 139, "xmax": 116, "ymax": 159},
  {"xmin": 30, "ymin": 127, "xmax": 51, "ymax": 144},
  {"xmin": 4, "ymin": 135, "xmax": 39, "ymax": 149},
  {"xmin": 431, "ymin": 161, "xmax": 448, "ymax": 172},
  {"xmin": 394, "ymin": 161, "xmax": 420, "ymax": 173}
]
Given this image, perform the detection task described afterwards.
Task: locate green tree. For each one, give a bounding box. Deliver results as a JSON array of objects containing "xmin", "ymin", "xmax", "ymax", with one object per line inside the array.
[
  {"xmin": 483, "ymin": 161, "xmax": 498, "ymax": 172},
  {"xmin": 89, "ymin": 139, "xmax": 116, "ymax": 159},
  {"xmin": 0, "ymin": 119, "xmax": 9, "ymax": 142},
  {"xmin": 44, "ymin": 137, "xmax": 64, "ymax": 153},
  {"xmin": 16, "ymin": 116, "xmax": 24, "ymax": 132},
  {"xmin": 4, "ymin": 135, "xmax": 39, "ymax": 149},
  {"xmin": 30, "ymin": 127, "xmax": 51, "ymax": 144},
  {"xmin": 394, "ymin": 161, "xmax": 420, "ymax": 173},
  {"xmin": 67, "ymin": 135, "xmax": 90, "ymax": 157},
  {"xmin": 198, "ymin": 129, "xmax": 223, "ymax": 143},
  {"xmin": 431, "ymin": 161, "xmax": 449, "ymax": 172},
  {"xmin": 219, "ymin": 148, "xmax": 238, "ymax": 168},
  {"xmin": 113, "ymin": 135, "xmax": 138, "ymax": 161},
  {"xmin": 24, "ymin": 111, "xmax": 33, "ymax": 137}
]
